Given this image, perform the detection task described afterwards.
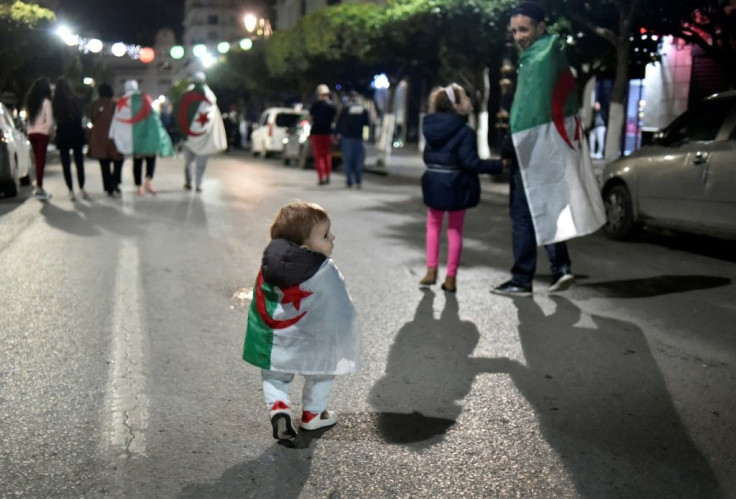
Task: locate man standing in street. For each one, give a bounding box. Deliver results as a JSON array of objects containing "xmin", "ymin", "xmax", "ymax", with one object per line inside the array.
[
  {"xmin": 176, "ymin": 72, "xmax": 227, "ymax": 192},
  {"xmin": 309, "ymin": 84, "xmax": 337, "ymax": 186},
  {"xmin": 336, "ymin": 91, "xmax": 370, "ymax": 189},
  {"xmin": 492, "ymin": 1, "xmax": 605, "ymax": 297}
]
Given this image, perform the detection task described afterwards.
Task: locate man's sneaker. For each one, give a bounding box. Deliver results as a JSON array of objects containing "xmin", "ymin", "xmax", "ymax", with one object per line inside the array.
[
  {"xmin": 300, "ymin": 410, "xmax": 338, "ymax": 431},
  {"xmin": 33, "ymin": 187, "xmax": 51, "ymax": 201},
  {"xmin": 491, "ymin": 280, "xmax": 533, "ymax": 297},
  {"xmin": 549, "ymin": 271, "xmax": 575, "ymax": 292},
  {"xmin": 270, "ymin": 401, "xmax": 297, "ymax": 441}
]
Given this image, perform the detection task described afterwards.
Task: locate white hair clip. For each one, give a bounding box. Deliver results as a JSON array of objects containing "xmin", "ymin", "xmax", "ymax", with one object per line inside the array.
[{"xmin": 444, "ymin": 85, "xmax": 456, "ymax": 104}]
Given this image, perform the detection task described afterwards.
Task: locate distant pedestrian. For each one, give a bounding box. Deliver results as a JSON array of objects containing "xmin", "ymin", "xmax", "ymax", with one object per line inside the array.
[
  {"xmin": 419, "ymin": 83, "xmax": 504, "ymax": 293},
  {"xmin": 589, "ymin": 101, "xmax": 606, "ymax": 159},
  {"xmin": 335, "ymin": 91, "xmax": 370, "ymax": 188},
  {"xmin": 53, "ymin": 77, "xmax": 88, "ymax": 201},
  {"xmin": 87, "ymin": 83, "xmax": 124, "ymax": 196},
  {"xmin": 309, "ymin": 84, "xmax": 336, "ymax": 185},
  {"xmin": 109, "ymin": 80, "xmax": 173, "ymax": 196},
  {"xmin": 243, "ymin": 201, "xmax": 361, "ymax": 441},
  {"xmin": 175, "ymin": 72, "xmax": 227, "ymax": 192},
  {"xmin": 24, "ymin": 77, "xmax": 53, "ymax": 201}
]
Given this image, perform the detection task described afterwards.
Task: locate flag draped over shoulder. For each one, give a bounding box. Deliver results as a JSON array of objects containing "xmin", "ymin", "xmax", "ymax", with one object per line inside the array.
[
  {"xmin": 243, "ymin": 259, "xmax": 361, "ymax": 375},
  {"xmin": 510, "ymin": 34, "xmax": 605, "ymax": 246},
  {"xmin": 176, "ymin": 84, "xmax": 227, "ymax": 156},
  {"xmin": 109, "ymin": 92, "xmax": 173, "ymax": 157}
]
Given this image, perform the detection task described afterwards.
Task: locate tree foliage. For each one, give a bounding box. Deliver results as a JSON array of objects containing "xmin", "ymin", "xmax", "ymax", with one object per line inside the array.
[{"xmin": 0, "ymin": 1, "xmax": 57, "ymax": 103}]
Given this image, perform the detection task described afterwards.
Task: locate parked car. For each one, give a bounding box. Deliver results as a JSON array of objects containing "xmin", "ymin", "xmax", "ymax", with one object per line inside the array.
[
  {"xmin": 282, "ymin": 115, "xmax": 341, "ymax": 169},
  {"xmin": 250, "ymin": 107, "xmax": 302, "ymax": 158},
  {"xmin": 0, "ymin": 103, "xmax": 33, "ymax": 198},
  {"xmin": 600, "ymin": 90, "xmax": 736, "ymax": 240}
]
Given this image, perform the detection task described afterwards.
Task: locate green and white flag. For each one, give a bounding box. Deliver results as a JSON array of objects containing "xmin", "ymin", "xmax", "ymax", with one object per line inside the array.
[
  {"xmin": 511, "ymin": 34, "xmax": 605, "ymax": 245},
  {"xmin": 176, "ymin": 83, "xmax": 227, "ymax": 156},
  {"xmin": 109, "ymin": 91, "xmax": 173, "ymax": 157},
  {"xmin": 243, "ymin": 260, "xmax": 361, "ymax": 375}
]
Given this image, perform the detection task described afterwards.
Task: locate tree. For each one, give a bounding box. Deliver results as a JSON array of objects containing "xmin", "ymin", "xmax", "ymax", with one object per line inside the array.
[{"xmin": 0, "ymin": 1, "xmax": 56, "ymax": 103}]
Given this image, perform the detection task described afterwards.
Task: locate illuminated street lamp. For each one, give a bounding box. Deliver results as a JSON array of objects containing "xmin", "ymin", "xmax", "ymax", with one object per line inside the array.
[{"xmin": 244, "ymin": 14, "xmax": 257, "ymax": 33}]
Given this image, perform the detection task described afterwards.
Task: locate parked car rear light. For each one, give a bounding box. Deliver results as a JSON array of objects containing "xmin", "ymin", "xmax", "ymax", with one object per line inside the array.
[{"xmin": 268, "ymin": 123, "xmax": 273, "ymax": 137}]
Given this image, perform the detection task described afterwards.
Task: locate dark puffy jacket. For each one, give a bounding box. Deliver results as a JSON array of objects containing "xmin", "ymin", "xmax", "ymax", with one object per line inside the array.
[{"xmin": 421, "ymin": 113, "xmax": 502, "ymax": 211}]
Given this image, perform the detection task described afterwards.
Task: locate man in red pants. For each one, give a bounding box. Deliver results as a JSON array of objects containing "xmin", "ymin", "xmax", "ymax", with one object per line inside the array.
[{"xmin": 309, "ymin": 84, "xmax": 336, "ymax": 185}]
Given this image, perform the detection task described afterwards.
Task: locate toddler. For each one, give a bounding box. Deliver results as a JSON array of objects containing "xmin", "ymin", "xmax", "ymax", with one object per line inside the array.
[{"xmin": 243, "ymin": 201, "xmax": 361, "ymax": 440}]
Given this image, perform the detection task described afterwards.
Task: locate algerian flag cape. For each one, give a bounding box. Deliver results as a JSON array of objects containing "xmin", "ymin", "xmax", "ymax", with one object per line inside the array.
[
  {"xmin": 243, "ymin": 259, "xmax": 361, "ymax": 375},
  {"xmin": 109, "ymin": 91, "xmax": 174, "ymax": 157},
  {"xmin": 511, "ymin": 34, "xmax": 605, "ymax": 245},
  {"xmin": 176, "ymin": 83, "xmax": 227, "ymax": 156}
]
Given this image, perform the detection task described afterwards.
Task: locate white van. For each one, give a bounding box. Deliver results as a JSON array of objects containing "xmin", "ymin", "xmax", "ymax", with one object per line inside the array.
[{"xmin": 250, "ymin": 107, "xmax": 302, "ymax": 157}]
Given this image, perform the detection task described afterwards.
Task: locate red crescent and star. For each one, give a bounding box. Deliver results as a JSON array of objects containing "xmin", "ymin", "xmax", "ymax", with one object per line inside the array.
[
  {"xmin": 178, "ymin": 91, "xmax": 211, "ymax": 137},
  {"xmin": 115, "ymin": 93, "xmax": 153, "ymax": 124},
  {"xmin": 255, "ymin": 270, "xmax": 313, "ymax": 329},
  {"xmin": 551, "ymin": 68, "xmax": 583, "ymax": 150}
]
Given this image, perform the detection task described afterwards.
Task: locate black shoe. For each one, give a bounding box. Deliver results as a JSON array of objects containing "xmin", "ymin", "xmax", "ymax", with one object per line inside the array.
[
  {"xmin": 271, "ymin": 412, "xmax": 297, "ymax": 441},
  {"xmin": 184, "ymin": 183, "xmax": 191, "ymax": 190},
  {"xmin": 549, "ymin": 271, "xmax": 575, "ymax": 292},
  {"xmin": 491, "ymin": 280, "xmax": 532, "ymax": 297}
]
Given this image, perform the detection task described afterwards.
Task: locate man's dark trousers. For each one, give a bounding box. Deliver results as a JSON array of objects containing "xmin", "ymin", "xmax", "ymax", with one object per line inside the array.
[{"xmin": 509, "ymin": 167, "xmax": 571, "ymax": 287}]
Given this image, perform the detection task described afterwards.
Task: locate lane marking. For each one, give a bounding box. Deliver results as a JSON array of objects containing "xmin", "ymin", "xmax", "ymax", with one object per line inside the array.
[{"xmin": 107, "ymin": 239, "xmax": 149, "ymax": 457}]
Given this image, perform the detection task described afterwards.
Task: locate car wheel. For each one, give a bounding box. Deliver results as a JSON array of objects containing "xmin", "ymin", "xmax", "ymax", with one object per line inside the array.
[
  {"xmin": 0, "ymin": 180, "xmax": 18, "ymax": 198},
  {"xmin": 603, "ymin": 184, "xmax": 637, "ymax": 240}
]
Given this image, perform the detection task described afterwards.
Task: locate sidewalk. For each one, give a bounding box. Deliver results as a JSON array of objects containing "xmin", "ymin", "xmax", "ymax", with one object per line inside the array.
[{"xmin": 364, "ymin": 142, "xmax": 609, "ymax": 196}]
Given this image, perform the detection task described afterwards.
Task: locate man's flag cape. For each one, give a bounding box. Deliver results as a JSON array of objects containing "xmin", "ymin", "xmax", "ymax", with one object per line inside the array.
[
  {"xmin": 109, "ymin": 92, "xmax": 173, "ymax": 157},
  {"xmin": 510, "ymin": 34, "xmax": 605, "ymax": 245},
  {"xmin": 243, "ymin": 260, "xmax": 361, "ymax": 375},
  {"xmin": 176, "ymin": 84, "xmax": 227, "ymax": 156}
]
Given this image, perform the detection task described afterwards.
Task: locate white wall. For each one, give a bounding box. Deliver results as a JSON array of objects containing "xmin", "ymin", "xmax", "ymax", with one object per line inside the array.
[{"xmin": 642, "ymin": 36, "xmax": 692, "ymax": 130}]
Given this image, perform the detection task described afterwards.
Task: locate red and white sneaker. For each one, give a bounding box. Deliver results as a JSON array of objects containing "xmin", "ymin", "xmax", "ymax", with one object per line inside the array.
[
  {"xmin": 300, "ymin": 410, "xmax": 338, "ymax": 431},
  {"xmin": 270, "ymin": 401, "xmax": 297, "ymax": 441}
]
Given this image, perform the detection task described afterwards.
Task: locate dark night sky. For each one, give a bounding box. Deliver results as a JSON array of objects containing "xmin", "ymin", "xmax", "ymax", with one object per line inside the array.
[{"xmin": 55, "ymin": 0, "xmax": 185, "ymax": 46}]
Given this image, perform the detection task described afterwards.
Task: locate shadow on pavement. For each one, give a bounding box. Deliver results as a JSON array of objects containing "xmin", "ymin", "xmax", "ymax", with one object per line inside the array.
[
  {"xmin": 366, "ymin": 290, "xmax": 489, "ymax": 448},
  {"xmin": 491, "ymin": 296, "xmax": 719, "ymax": 497},
  {"xmin": 578, "ymin": 274, "xmax": 731, "ymax": 299}
]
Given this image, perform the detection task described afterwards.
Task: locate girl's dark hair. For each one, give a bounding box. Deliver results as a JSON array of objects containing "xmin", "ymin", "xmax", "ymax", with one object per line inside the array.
[
  {"xmin": 270, "ymin": 201, "xmax": 329, "ymax": 244},
  {"xmin": 98, "ymin": 83, "xmax": 114, "ymax": 98},
  {"xmin": 52, "ymin": 77, "xmax": 81, "ymax": 123},
  {"xmin": 25, "ymin": 77, "xmax": 52, "ymax": 124},
  {"xmin": 429, "ymin": 83, "xmax": 462, "ymax": 113}
]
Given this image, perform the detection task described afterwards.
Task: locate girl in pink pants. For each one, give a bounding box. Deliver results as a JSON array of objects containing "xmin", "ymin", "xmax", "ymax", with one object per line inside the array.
[{"xmin": 419, "ymin": 83, "xmax": 504, "ymax": 291}]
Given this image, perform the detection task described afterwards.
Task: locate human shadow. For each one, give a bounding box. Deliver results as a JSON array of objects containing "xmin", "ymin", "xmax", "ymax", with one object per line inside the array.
[
  {"xmin": 487, "ymin": 296, "xmax": 720, "ymax": 497},
  {"xmin": 577, "ymin": 274, "xmax": 731, "ymax": 299},
  {"xmin": 368, "ymin": 290, "xmax": 490, "ymax": 448},
  {"xmin": 39, "ymin": 201, "xmax": 102, "ymax": 237},
  {"xmin": 178, "ymin": 428, "xmax": 331, "ymax": 498}
]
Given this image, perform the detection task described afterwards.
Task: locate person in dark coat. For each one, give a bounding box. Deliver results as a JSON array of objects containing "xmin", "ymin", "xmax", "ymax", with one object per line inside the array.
[
  {"xmin": 419, "ymin": 83, "xmax": 504, "ymax": 292},
  {"xmin": 87, "ymin": 83, "xmax": 124, "ymax": 196},
  {"xmin": 53, "ymin": 77, "xmax": 88, "ymax": 201}
]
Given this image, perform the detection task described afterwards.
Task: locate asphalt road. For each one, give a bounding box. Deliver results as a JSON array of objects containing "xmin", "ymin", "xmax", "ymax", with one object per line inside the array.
[{"xmin": 1, "ymin": 150, "xmax": 735, "ymax": 498}]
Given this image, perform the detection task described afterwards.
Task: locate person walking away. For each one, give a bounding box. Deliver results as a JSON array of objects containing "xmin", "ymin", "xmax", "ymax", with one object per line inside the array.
[
  {"xmin": 53, "ymin": 77, "xmax": 88, "ymax": 201},
  {"xmin": 335, "ymin": 91, "xmax": 370, "ymax": 189},
  {"xmin": 87, "ymin": 83, "xmax": 124, "ymax": 196},
  {"xmin": 491, "ymin": 2, "xmax": 605, "ymax": 297},
  {"xmin": 419, "ymin": 83, "xmax": 504, "ymax": 293},
  {"xmin": 589, "ymin": 101, "xmax": 606, "ymax": 159},
  {"xmin": 309, "ymin": 84, "xmax": 336, "ymax": 185},
  {"xmin": 243, "ymin": 201, "xmax": 361, "ymax": 441},
  {"xmin": 109, "ymin": 80, "xmax": 173, "ymax": 196},
  {"xmin": 25, "ymin": 77, "xmax": 53, "ymax": 201},
  {"xmin": 175, "ymin": 72, "xmax": 227, "ymax": 192}
]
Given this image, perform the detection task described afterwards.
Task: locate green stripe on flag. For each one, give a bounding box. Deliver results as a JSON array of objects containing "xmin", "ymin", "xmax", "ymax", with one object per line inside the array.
[
  {"xmin": 510, "ymin": 34, "xmax": 579, "ymax": 133},
  {"xmin": 243, "ymin": 279, "xmax": 278, "ymax": 369}
]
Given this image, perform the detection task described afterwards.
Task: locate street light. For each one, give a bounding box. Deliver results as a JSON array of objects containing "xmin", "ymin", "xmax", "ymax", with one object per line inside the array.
[{"xmin": 244, "ymin": 14, "xmax": 257, "ymax": 33}]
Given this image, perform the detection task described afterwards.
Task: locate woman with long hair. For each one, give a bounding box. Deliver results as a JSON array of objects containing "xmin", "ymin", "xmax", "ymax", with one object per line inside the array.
[
  {"xmin": 52, "ymin": 77, "xmax": 87, "ymax": 200},
  {"xmin": 87, "ymin": 83, "xmax": 123, "ymax": 196},
  {"xmin": 25, "ymin": 77, "xmax": 54, "ymax": 200}
]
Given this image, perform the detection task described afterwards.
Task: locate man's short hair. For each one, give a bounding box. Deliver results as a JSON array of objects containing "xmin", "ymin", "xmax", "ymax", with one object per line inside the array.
[{"xmin": 511, "ymin": 1, "xmax": 545, "ymax": 22}]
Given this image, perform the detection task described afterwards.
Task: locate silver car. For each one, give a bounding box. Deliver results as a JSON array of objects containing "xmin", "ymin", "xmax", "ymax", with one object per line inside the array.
[
  {"xmin": 0, "ymin": 103, "xmax": 34, "ymax": 198},
  {"xmin": 601, "ymin": 91, "xmax": 736, "ymax": 240}
]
